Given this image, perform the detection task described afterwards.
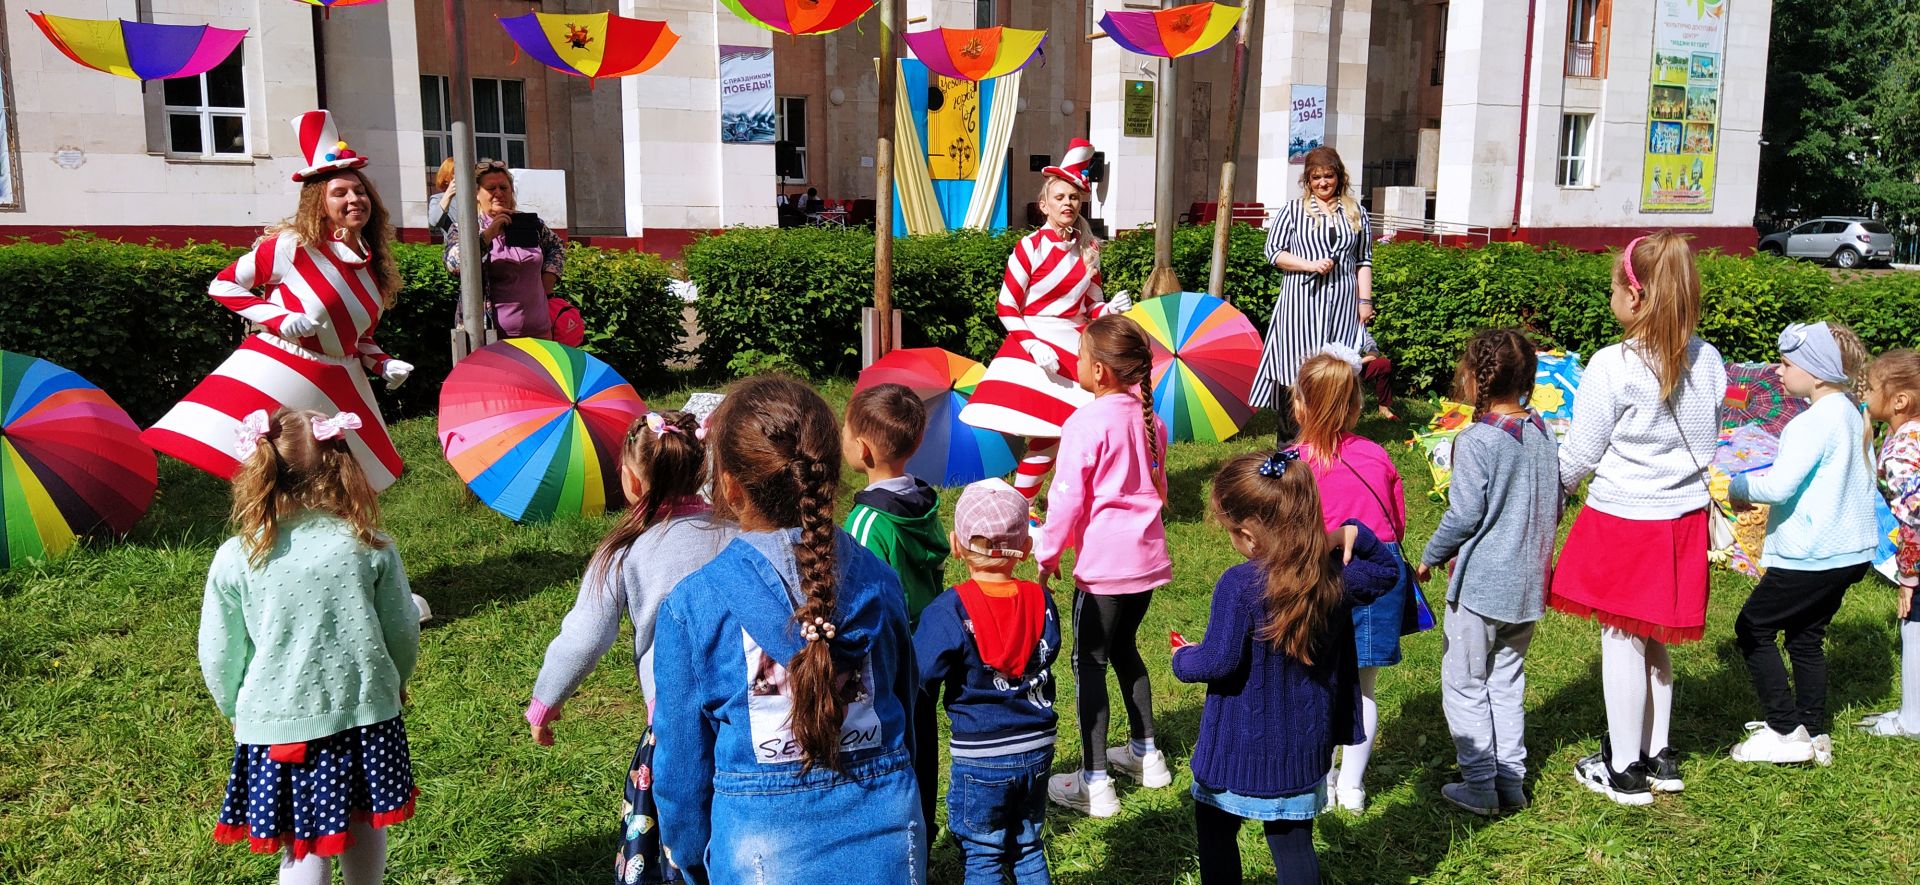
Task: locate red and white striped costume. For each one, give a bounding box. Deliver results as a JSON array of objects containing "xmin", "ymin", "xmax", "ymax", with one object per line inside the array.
[
  {"xmin": 959, "ymin": 226, "xmax": 1117, "ymax": 440},
  {"xmin": 142, "ymin": 232, "xmax": 405, "ymax": 491}
]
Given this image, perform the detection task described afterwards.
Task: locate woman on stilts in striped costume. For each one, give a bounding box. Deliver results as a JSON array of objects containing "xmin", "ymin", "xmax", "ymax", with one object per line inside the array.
[
  {"xmin": 144, "ymin": 111, "xmax": 413, "ymax": 492},
  {"xmin": 960, "ymin": 139, "xmax": 1132, "ymax": 502},
  {"xmin": 1250, "ymin": 146, "xmax": 1375, "ymax": 446}
]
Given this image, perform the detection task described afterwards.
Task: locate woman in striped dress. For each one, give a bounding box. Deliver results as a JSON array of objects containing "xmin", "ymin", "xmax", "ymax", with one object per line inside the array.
[
  {"xmin": 144, "ymin": 111, "xmax": 413, "ymax": 492},
  {"xmin": 1251, "ymin": 146, "xmax": 1375, "ymax": 445},
  {"xmin": 960, "ymin": 139, "xmax": 1132, "ymax": 500}
]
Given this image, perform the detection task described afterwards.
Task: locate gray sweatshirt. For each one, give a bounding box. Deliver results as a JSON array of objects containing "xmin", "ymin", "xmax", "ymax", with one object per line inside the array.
[
  {"xmin": 531, "ymin": 513, "xmax": 739, "ymax": 709},
  {"xmin": 1421, "ymin": 413, "xmax": 1563, "ymax": 624}
]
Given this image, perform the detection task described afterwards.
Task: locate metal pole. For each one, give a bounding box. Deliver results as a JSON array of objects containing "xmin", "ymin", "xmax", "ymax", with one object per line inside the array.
[
  {"xmin": 872, "ymin": 0, "xmax": 900, "ymax": 358},
  {"xmin": 445, "ymin": 0, "xmax": 485, "ymax": 360},
  {"xmin": 1207, "ymin": 1, "xmax": 1256, "ymax": 297},
  {"xmin": 310, "ymin": 7, "xmax": 328, "ymax": 110},
  {"xmin": 1148, "ymin": 55, "xmax": 1180, "ymax": 295}
]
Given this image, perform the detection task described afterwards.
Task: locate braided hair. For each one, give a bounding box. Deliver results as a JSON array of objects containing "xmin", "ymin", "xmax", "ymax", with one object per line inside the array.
[
  {"xmin": 1454, "ymin": 328, "xmax": 1537, "ymax": 418},
  {"xmin": 708, "ymin": 375, "xmax": 849, "ymax": 772},
  {"xmin": 1083, "ymin": 314, "xmax": 1167, "ymax": 502},
  {"xmin": 1828, "ymin": 323, "xmax": 1875, "ymax": 461}
]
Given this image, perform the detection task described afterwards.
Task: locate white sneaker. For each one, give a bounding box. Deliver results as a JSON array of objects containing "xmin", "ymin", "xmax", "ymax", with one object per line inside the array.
[
  {"xmin": 1729, "ymin": 722, "xmax": 1815, "ymax": 764},
  {"xmin": 1334, "ymin": 787, "xmax": 1366, "ymax": 813},
  {"xmin": 1047, "ymin": 771, "xmax": 1120, "ymax": 818},
  {"xmin": 1811, "ymin": 733, "xmax": 1833, "ymax": 767},
  {"xmin": 1105, "ymin": 745, "xmax": 1173, "ymax": 789}
]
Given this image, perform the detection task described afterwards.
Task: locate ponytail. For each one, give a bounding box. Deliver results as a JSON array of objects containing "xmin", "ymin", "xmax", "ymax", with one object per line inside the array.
[{"xmin": 1083, "ymin": 314, "xmax": 1165, "ymax": 503}]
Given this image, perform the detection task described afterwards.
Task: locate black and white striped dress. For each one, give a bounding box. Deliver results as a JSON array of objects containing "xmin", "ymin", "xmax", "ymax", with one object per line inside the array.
[{"xmin": 1249, "ymin": 198, "xmax": 1373, "ymax": 407}]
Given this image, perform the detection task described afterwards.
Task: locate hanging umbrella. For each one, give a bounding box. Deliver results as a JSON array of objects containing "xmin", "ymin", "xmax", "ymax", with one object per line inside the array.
[
  {"xmin": 1, "ymin": 351, "xmax": 157, "ymax": 569},
  {"xmin": 719, "ymin": 0, "xmax": 874, "ymax": 36},
  {"xmin": 438, "ymin": 340, "xmax": 648, "ymax": 523},
  {"xmin": 30, "ymin": 13, "xmax": 245, "ymax": 81},
  {"xmin": 1722, "ymin": 361, "xmax": 1805, "ymax": 435},
  {"xmin": 1097, "ymin": 1, "xmax": 1240, "ymax": 59},
  {"xmin": 497, "ymin": 12, "xmax": 678, "ymax": 87},
  {"xmin": 1124, "ymin": 292, "xmax": 1263, "ymax": 443},
  {"xmin": 288, "ymin": 0, "xmax": 383, "ymax": 16},
  {"xmin": 856, "ymin": 347, "xmax": 1022, "ymax": 487},
  {"xmin": 902, "ymin": 27, "xmax": 1046, "ymax": 81}
]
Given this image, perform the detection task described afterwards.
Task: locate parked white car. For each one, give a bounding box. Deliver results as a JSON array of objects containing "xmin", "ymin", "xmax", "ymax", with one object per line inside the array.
[{"xmin": 1758, "ymin": 217, "xmax": 1894, "ymax": 268}]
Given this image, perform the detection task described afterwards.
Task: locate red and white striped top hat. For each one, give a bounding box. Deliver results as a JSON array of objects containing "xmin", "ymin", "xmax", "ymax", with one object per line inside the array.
[
  {"xmin": 289, "ymin": 109, "xmax": 368, "ymax": 183},
  {"xmin": 1042, "ymin": 138, "xmax": 1096, "ymax": 192}
]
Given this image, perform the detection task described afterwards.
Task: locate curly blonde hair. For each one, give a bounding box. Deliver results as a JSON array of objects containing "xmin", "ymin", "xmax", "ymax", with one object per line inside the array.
[
  {"xmin": 230, "ymin": 408, "xmax": 386, "ymax": 567},
  {"xmin": 265, "ymin": 169, "xmax": 401, "ymax": 308}
]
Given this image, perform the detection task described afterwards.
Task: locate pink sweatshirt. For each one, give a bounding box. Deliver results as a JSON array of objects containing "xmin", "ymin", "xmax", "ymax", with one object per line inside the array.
[
  {"xmin": 1036, "ymin": 392, "xmax": 1173, "ymax": 594},
  {"xmin": 1303, "ymin": 433, "xmax": 1407, "ymax": 542}
]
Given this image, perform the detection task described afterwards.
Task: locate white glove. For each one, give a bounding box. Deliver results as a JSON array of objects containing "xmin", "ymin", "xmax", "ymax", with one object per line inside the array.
[
  {"xmin": 381, "ymin": 359, "xmax": 414, "ymax": 389},
  {"xmin": 1104, "ymin": 290, "xmax": 1134, "ymax": 314},
  {"xmin": 278, "ymin": 313, "xmax": 324, "ymax": 339},
  {"xmin": 1022, "ymin": 340, "xmax": 1060, "ymax": 373}
]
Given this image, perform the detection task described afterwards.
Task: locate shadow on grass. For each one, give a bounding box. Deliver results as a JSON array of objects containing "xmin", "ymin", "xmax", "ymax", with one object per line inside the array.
[
  {"xmin": 414, "ymin": 549, "xmax": 587, "ymax": 624},
  {"xmin": 126, "ymin": 460, "xmax": 233, "ymax": 550},
  {"xmin": 497, "ymin": 829, "xmax": 619, "ymax": 884},
  {"xmin": 1690, "ymin": 618, "xmax": 1897, "ymax": 746}
]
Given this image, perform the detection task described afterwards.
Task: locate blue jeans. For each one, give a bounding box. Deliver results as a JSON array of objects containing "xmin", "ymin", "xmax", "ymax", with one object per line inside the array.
[{"xmin": 947, "ymin": 748, "xmax": 1053, "ymax": 884}]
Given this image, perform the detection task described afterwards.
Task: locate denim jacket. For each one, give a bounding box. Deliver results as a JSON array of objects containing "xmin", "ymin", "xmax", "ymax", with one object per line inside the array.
[{"xmin": 652, "ymin": 528, "xmax": 926, "ymax": 883}]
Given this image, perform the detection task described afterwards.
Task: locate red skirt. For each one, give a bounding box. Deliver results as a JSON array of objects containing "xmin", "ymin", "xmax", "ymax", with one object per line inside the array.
[{"xmin": 1548, "ymin": 506, "xmax": 1710, "ymax": 644}]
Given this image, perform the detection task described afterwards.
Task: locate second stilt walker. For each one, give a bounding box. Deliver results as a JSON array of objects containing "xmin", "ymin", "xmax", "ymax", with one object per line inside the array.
[{"xmin": 960, "ymin": 139, "xmax": 1132, "ymax": 502}]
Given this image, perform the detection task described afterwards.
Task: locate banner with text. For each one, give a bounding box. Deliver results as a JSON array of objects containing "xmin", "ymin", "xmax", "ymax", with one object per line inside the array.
[
  {"xmin": 1640, "ymin": 0, "xmax": 1726, "ymax": 211},
  {"xmin": 1288, "ymin": 85, "xmax": 1327, "ymax": 164},
  {"xmin": 720, "ymin": 45, "xmax": 776, "ymax": 144}
]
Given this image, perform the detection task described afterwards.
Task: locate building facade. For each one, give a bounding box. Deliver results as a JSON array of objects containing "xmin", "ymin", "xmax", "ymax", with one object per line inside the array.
[{"xmin": 0, "ymin": 0, "xmax": 1768, "ymax": 253}]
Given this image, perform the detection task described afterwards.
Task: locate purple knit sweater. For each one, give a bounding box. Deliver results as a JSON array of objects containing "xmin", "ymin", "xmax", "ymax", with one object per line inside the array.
[{"xmin": 1170, "ymin": 521, "xmax": 1401, "ymax": 797}]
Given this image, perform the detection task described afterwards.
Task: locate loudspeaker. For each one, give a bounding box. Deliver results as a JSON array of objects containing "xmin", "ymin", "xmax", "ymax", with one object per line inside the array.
[
  {"xmin": 774, "ymin": 140, "xmax": 801, "ymax": 179},
  {"xmin": 1029, "ymin": 154, "xmax": 1049, "ymax": 172},
  {"xmin": 1086, "ymin": 151, "xmax": 1106, "ymax": 184}
]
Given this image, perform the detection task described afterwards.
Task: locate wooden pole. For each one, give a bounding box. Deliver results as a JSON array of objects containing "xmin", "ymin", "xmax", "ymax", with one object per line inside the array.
[
  {"xmin": 1206, "ymin": 1, "xmax": 1256, "ymax": 297},
  {"xmin": 1146, "ymin": 55, "xmax": 1181, "ymax": 296},
  {"xmin": 872, "ymin": 0, "xmax": 900, "ymax": 358}
]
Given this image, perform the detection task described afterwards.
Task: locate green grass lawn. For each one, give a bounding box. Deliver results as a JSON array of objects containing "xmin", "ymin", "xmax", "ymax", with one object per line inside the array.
[{"xmin": 4, "ymin": 384, "xmax": 1918, "ymax": 883}]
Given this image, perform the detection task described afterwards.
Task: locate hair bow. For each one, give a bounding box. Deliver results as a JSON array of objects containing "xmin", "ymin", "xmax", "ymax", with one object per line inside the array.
[
  {"xmin": 233, "ymin": 410, "xmax": 274, "ymax": 460},
  {"xmin": 1258, "ymin": 449, "xmax": 1302, "ymax": 479},
  {"xmin": 644, "ymin": 412, "xmax": 679, "ymax": 437},
  {"xmin": 695, "ymin": 413, "xmax": 710, "ymax": 442},
  {"xmin": 1319, "ymin": 342, "xmax": 1364, "ymax": 374},
  {"xmin": 311, "ymin": 412, "xmax": 363, "ymax": 442}
]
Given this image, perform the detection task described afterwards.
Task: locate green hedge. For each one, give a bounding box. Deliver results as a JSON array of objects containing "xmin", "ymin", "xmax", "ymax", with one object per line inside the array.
[
  {"xmin": 0, "ymin": 235, "xmax": 680, "ymax": 424},
  {"xmin": 690, "ymin": 223, "xmax": 1899, "ymax": 392}
]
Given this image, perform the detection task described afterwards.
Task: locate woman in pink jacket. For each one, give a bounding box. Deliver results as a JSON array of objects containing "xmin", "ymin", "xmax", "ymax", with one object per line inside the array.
[{"xmin": 1036, "ymin": 315, "xmax": 1173, "ymax": 819}]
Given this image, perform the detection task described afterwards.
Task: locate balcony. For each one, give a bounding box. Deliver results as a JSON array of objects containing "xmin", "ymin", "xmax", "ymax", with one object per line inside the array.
[{"xmin": 1566, "ymin": 41, "xmax": 1596, "ymax": 78}]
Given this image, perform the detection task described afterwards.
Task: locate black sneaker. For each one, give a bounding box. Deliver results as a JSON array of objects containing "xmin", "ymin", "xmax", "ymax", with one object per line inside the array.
[
  {"xmin": 1643, "ymin": 747, "xmax": 1684, "ymax": 793},
  {"xmin": 1574, "ymin": 746, "xmax": 1654, "ymax": 807}
]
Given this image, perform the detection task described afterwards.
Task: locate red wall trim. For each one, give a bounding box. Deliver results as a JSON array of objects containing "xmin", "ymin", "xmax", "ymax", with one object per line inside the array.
[{"xmin": 1493, "ymin": 225, "xmax": 1759, "ymax": 253}]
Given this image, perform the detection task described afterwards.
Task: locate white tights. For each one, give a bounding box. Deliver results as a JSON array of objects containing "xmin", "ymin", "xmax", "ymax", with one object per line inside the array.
[
  {"xmin": 1601, "ymin": 626, "xmax": 1674, "ymax": 772},
  {"xmin": 1335, "ymin": 667, "xmax": 1380, "ymax": 792},
  {"xmin": 278, "ymin": 822, "xmax": 387, "ymax": 885}
]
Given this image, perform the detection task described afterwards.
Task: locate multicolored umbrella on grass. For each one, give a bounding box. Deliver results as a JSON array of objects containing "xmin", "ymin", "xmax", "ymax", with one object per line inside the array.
[
  {"xmin": 438, "ymin": 340, "xmax": 648, "ymax": 523},
  {"xmin": 497, "ymin": 12, "xmax": 679, "ymax": 87},
  {"xmin": 1097, "ymin": 1, "xmax": 1240, "ymax": 59},
  {"xmin": 1124, "ymin": 292, "xmax": 1263, "ymax": 443},
  {"xmin": 902, "ymin": 27, "xmax": 1046, "ymax": 81},
  {"xmin": 856, "ymin": 347, "xmax": 1022, "ymax": 487},
  {"xmin": 1, "ymin": 351, "xmax": 156, "ymax": 569},
  {"xmin": 1722, "ymin": 361, "xmax": 1805, "ymax": 435},
  {"xmin": 30, "ymin": 13, "xmax": 245, "ymax": 81},
  {"xmin": 720, "ymin": 0, "xmax": 873, "ymax": 36}
]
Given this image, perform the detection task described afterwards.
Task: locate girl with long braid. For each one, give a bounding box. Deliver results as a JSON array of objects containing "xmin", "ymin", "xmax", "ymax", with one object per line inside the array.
[
  {"xmin": 1036, "ymin": 315, "xmax": 1173, "ymax": 818},
  {"xmin": 650, "ymin": 376, "xmax": 924, "ymax": 884}
]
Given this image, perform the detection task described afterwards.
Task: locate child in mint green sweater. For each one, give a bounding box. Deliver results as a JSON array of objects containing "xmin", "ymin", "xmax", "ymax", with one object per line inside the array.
[{"xmin": 198, "ymin": 409, "xmax": 420, "ymax": 885}]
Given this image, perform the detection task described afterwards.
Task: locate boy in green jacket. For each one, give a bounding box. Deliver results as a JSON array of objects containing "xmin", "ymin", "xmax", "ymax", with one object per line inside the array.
[{"xmin": 842, "ymin": 382, "xmax": 949, "ymax": 833}]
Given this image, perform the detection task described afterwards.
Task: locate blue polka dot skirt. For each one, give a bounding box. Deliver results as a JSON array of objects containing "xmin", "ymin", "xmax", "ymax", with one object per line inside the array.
[{"xmin": 214, "ymin": 716, "xmax": 418, "ymax": 860}]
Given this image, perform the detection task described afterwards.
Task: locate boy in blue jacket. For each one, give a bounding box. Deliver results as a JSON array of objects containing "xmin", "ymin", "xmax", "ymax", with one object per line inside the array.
[{"xmin": 915, "ymin": 478, "xmax": 1062, "ymax": 883}]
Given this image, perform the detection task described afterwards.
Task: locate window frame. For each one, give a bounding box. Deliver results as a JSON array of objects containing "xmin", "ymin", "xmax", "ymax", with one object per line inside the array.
[
  {"xmin": 1556, "ymin": 113, "xmax": 1594, "ymax": 189},
  {"xmin": 776, "ymin": 95, "xmax": 809, "ymax": 184},
  {"xmin": 1564, "ymin": 0, "xmax": 1611, "ymax": 79},
  {"xmin": 162, "ymin": 53, "xmax": 249, "ymax": 158},
  {"xmin": 420, "ymin": 74, "xmax": 529, "ymax": 172}
]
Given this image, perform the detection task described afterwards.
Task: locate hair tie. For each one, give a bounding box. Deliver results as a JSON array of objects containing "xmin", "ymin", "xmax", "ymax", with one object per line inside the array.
[
  {"xmin": 644, "ymin": 412, "xmax": 683, "ymax": 437},
  {"xmin": 1258, "ymin": 449, "xmax": 1301, "ymax": 479},
  {"xmin": 1622, "ymin": 235, "xmax": 1649, "ymax": 291},
  {"xmin": 233, "ymin": 410, "xmax": 274, "ymax": 459},
  {"xmin": 1319, "ymin": 342, "xmax": 1363, "ymax": 373},
  {"xmin": 694, "ymin": 413, "xmax": 710, "ymax": 442},
  {"xmin": 801, "ymin": 616, "xmax": 838, "ymax": 643},
  {"xmin": 310, "ymin": 411, "xmax": 363, "ymax": 442}
]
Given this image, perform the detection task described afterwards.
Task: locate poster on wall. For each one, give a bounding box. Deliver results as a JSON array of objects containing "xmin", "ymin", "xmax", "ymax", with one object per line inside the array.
[
  {"xmin": 1123, "ymin": 80, "xmax": 1154, "ymax": 138},
  {"xmin": 719, "ymin": 45, "xmax": 775, "ymax": 144},
  {"xmin": 1288, "ymin": 85, "xmax": 1326, "ymax": 164},
  {"xmin": 1640, "ymin": 0, "xmax": 1726, "ymax": 211}
]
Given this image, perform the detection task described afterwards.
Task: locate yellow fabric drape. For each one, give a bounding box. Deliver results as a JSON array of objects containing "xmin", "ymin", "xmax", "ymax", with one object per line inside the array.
[
  {"xmin": 894, "ymin": 64, "xmax": 945, "ymax": 235},
  {"xmin": 962, "ymin": 69, "xmax": 1021, "ymax": 230}
]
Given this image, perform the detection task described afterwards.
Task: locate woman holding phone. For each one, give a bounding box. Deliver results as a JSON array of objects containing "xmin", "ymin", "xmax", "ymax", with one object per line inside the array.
[{"xmin": 444, "ymin": 159, "xmax": 565, "ymax": 340}]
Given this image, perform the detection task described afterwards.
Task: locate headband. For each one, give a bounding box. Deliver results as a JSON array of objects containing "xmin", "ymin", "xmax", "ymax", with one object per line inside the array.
[
  {"xmin": 1622, "ymin": 235, "xmax": 1649, "ymax": 291},
  {"xmin": 1779, "ymin": 322, "xmax": 1850, "ymax": 386}
]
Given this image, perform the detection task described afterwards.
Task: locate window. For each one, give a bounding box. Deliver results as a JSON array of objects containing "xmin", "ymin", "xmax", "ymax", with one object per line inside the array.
[
  {"xmin": 974, "ymin": 0, "xmax": 994, "ymax": 28},
  {"xmin": 776, "ymin": 96, "xmax": 808, "ymax": 182},
  {"xmin": 163, "ymin": 52, "xmax": 247, "ymax": 156},
  {"xmin": 420, "ymin": 75, "xmax": 528, "ymax": 171},
  {"xmin": 1565, "ymin": 0, "xmax": 1610, "ymax": 78},
  {"xmin": 1557, "ymin": 113, "xmax": 1593, "ymax": 187}
]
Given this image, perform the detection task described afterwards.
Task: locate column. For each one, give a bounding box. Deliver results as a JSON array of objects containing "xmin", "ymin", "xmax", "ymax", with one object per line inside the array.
[
  {"xmin": 1089, "ymin": 0, "xmax": 1156, "ymax": 232},
  {"xmin": 1433, "ymin": 0, "xmax": 1528, "ymax": 228}
]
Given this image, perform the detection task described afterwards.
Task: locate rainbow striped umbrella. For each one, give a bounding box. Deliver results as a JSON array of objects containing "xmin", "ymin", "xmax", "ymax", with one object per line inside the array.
[
  {"xmin": 902, "ymin": 27, "xmax": 1046, "ymax": 81},
  {"xmin": 1, "ymin": 351, "xmax": 157, "ymax": 569},
  {"xmin": 30, "ymin": 13, "xmax": 245, "ymax": 81},
  {"xmin": 438, "ymin": 340, "xmax": 648, "ymax": 523},
  {"xmin": 1098, "ymin": 1, "xmax": 1240, "ymax": 59},
  {"xmin": 856, "ymin": 348, "xmax": 1022, "ymax": 487},
  {"xmin": 288, "ymin": 0, "xmax": 384, "ymax": 16},
  {"xmin": 719, "ymin": 0, "xmax": 874, "ymax": 36},
  {"xmin": 1125, "ymin": 292, "xmax": 1264, "ymax": 443},
  {"xmin": 497, "ymin": 12, "xmax": 678, "ymax": 87}
]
